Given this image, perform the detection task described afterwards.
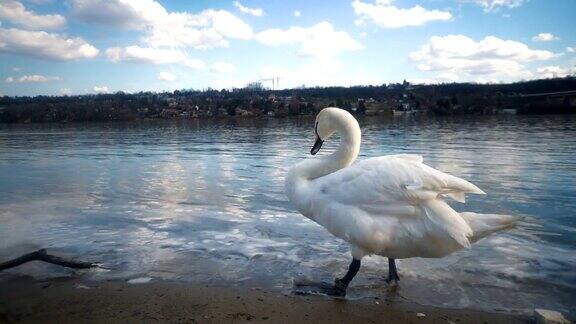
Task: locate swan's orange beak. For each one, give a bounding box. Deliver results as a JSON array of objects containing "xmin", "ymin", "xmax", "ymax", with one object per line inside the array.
[{"xmin": 311, "ymin": 136, "xmax": 323, "ymax": 155}]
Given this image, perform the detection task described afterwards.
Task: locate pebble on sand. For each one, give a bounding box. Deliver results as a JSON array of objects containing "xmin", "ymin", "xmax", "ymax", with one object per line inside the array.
[
  {"xmin": 75, "ymin": 284, "xmax": 92, "ymax": 289},
  {"xmin": 127, "ymin": 277, "xmax": 153, "ymax": 284},
  {"xmin": 534, "ymin": 309, "xmax": 569, "ymax": 324}
]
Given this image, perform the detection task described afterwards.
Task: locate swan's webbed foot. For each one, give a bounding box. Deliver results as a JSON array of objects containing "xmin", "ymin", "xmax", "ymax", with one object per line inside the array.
[
  {"xmin": 386, "ymin": 258, "xmax": 400, "ymax": 284},
  {"xmin": 327, "ymin": 258, "xmax": 361, "ymax": 296},
  {"xmin": 330, "ymin": 278, "xmax": 348, "ymax": 296},
  {"xmin": 293, "ymin": 279, "xmax": 347, "ymax": 297},
  {"xmin": 386, "ymin": 273, "xmax": 400, "ymax": 284},
  {"xmin": 293, "ymin": 258, "xmax": 361, "ymax": 297}
]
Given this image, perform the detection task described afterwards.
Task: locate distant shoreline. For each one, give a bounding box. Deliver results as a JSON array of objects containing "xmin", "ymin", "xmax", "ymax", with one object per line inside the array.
[
  {"xmin": 1, "ymin": 111, "xmax": 574, "ymax": 127},
  {"xmin": 1, "ymin": 77, "xmax": 575, "ymax": 124}
]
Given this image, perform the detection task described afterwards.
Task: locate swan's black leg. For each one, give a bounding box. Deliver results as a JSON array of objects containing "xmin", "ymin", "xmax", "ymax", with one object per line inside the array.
[
  {"xmin": 386, "ymin": 258, "xmax": 400, "ymax": 283},
  {"xmin": 331, "ymin": 258, "xmax": 361, "ymax": 296}
]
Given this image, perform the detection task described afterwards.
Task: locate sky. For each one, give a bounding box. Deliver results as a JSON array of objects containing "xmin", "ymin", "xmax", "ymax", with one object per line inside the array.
[{"xmin": 0, "ymin": 0, "xmax": 575, "ymax": 96}]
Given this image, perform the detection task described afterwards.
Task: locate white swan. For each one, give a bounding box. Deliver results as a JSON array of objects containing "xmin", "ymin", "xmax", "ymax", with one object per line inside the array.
[{"xmin": 285, "ymin": 107, "xmax": 516, "ymax": 296}]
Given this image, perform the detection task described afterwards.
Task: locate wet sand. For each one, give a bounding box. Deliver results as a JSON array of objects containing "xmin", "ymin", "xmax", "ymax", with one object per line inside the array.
[{"xmin": 0, "ymin": 278, "xmax": 530, "ymax": 323}]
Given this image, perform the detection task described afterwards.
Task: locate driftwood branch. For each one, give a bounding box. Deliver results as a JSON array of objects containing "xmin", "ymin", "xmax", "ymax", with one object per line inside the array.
[{"xmin": 0, "ymin": 249, "xmax": 97, "ymax": 271}]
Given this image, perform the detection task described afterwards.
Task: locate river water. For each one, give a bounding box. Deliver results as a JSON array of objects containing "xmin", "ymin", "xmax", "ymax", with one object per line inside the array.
[{"xmin": 0, "ymin": 115, "xmax": 574, "ymax": 316}]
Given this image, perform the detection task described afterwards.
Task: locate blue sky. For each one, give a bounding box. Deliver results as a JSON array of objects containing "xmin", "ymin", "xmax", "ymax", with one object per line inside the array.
[{"xmin": 0, "ymin": 0, "xmax": 575, "ymax": 96}]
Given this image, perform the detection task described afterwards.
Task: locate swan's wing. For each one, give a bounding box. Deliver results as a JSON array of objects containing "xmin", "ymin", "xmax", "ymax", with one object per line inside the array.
[
  {"xmin": 315, "ymin": 155, "xmax": 485, "ymax": 248},
  {"xmin": 317, "ymin": 154, "xmax": 484, "ymax": 205},
  {"xmin": 317, "ymin": 155, "xmax": 484, "ymax": 206},
  {"xmin": 385, "ymin": 153, "xmax": 424, "ymax": 164}
]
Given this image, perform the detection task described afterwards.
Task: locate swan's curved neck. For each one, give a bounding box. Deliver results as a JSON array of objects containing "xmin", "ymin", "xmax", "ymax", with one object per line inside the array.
[{"xmin": 296, "ymin": 114, "xmax": 361, "ymax": 180}]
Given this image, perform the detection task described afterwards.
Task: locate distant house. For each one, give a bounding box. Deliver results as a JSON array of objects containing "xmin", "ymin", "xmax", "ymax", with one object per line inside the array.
[
  {"xmin": 160, "ymin": 108, "xmax": 179, "ymax": 118},
  {"xmin": 361, "ymin": 98, "xmax": 390, "ymax": 115}
]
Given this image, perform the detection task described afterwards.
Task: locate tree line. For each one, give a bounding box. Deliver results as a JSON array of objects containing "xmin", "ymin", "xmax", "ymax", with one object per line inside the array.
[{"xmin": 0, "ymin": 77, "xmax": 575, "ymax": 123}]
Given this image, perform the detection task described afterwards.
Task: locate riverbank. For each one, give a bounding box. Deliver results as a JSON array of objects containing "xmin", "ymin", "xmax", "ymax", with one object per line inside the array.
[
  {"xmin": 2, "ymin": 77, "xmax": 575, "ymax": 124},
  {"xmin": 0, "ymin": 277, "xmax": 530, "ymax": 323}
]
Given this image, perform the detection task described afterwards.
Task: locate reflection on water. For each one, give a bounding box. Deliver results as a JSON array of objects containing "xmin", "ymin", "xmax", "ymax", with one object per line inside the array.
[{"xmin": 0, "ymin": 115, "xmax": 575, "ymax": 316}]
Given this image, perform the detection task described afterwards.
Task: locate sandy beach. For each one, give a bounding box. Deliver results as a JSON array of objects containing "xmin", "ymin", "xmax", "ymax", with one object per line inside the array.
[{"xmin": 0, "ymin": 277, "xmax": 531, "ymax": 323}]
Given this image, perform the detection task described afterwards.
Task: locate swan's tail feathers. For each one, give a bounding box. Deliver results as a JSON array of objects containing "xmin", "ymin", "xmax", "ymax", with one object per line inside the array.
[
  {"xmin": 460, "ymin": 212, "xmax": 517, "ymax": 243},
  {"xmin": 422, "ymin": 200, "xmax": 473, "ymax": 249},
  {"xmin": 447, "ymin": 176, "xmax": 485, "ymax": 194},
  {"xmin": 438, "ymin": 174, "xmax": 485, "ymax": 203}
]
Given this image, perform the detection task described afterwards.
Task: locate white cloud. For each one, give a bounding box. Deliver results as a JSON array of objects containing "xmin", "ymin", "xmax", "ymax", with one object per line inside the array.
[
  {"xmin": 352, "ymin": 0, "xmax": 452, "ymax": 29},
  {"xmin": 233, "ymin": 1, "xmax": 263, "ymax": 17},
  {"xmin": 60, "ymin": 88, "xmax": 72, "ymax": 95},
  {"xmin": 255, "ymin": 22, "xmax": 363, "ymax": 58},
  {"xmin": 532, "ymin": 33, "xmax": 558, "ymax": 42},
  {"xmin": 70, "ymin": 0, "xmax": 253, "ymax": 50},
  {"xmin": 5, "ymin": 74, "xmax": 61, "ymax": 83},
  {"xmin": 410, "ymin": 35, "xmax": 555, "ymax": 82},
  {"xmin": 0, "ymin": 28, "xmax": 99, "ymax": 60},
  {"xmin": 210, "ymin": 62, "xmax": 236, "ymax": 73},
  {"xmin": 106, "ymin": 46, "xmax": 161, "ymax": 63},
  {"xmin": 70, "ymin": 0, "xmax": 164, "ymax": 29},
  {"xmin": 567, "ymin": 47, "xmax": 575, "ymax": 53},
  {"xmin": 157, "ymin": 71, "xmax": 177, "ymax": 82},
  {"xmin": 470, "ymin": 0, "xmax": 524, "ymax": 12},
  {"xmin": 293, "ymin": 10, "xmax": 301, "ymax": 17},
  {"xmin": 145, "ymin": 9, "xmax": 253, "ymax": 49},
  {"xmin": 93, "ymin": 85, "xmax": 109, "ymax": 93},
  {"xmin": 0, "ymin": 0, "xmax": 65, "ymax": 30},
  {"xmin": 536, "ymin": 66, "xmax": 576, "ymax": 79},
  {"xmin": 106, "ymin": 46, "xmax": 205, "ymax": 69}
]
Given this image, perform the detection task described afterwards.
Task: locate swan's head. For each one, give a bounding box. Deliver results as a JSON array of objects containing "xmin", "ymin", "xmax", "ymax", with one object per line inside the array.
[{"xmin": 311, "ymin": 107, "xmax": 354, "ymax": 155}]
